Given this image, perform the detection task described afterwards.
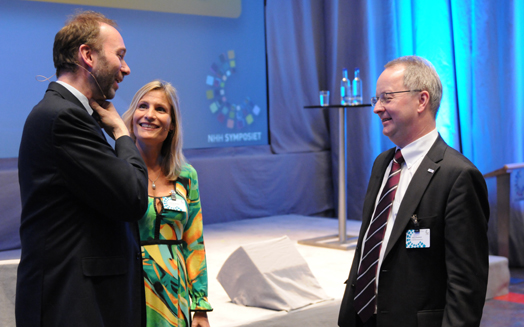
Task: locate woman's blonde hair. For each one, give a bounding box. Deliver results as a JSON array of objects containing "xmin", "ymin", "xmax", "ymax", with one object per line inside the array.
[{"xmin": 122, "ymin": 80, "xmax": 186, "ymax": 181}]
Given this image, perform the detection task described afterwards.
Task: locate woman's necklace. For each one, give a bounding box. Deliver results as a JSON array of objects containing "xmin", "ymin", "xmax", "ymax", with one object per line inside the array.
[{"xmin": 148, "ymin": 170, "xmax": 162, "ymax": 190}]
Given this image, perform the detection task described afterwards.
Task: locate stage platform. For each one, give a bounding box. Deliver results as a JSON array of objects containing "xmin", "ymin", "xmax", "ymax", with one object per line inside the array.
[
  {"xmin": 0, "ymin": 215, "xmax": 510, "ymax": 327},
  {"xmin": 204, "ymin": 215, "xmax": 359, "ymax": 327}
]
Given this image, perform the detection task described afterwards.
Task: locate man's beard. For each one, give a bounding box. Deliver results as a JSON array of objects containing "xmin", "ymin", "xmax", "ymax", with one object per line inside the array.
[{"xmin": 91, "ymin": 55, "xmax": 117, "ymax": 100}]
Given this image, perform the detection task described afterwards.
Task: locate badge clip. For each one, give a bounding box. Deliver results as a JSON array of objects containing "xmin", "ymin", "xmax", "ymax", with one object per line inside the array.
[{"xmin": 411, "ymin": 214, "xmax": 420, "ymax": 232}]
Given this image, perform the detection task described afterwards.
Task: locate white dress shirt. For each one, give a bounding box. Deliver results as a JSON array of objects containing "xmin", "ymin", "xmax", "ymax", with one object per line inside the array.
[{"xmin": 56, "ymin": 81, "xmax": 93, "ymax": 115}]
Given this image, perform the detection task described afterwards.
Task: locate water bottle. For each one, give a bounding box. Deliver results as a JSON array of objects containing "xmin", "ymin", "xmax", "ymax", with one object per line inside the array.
[
  {"xmin": 352, "ymin": 67, "xmax": 363, "ymax": 104},
  {"xmin": 340, "ymin": 68, "xmax": 351, "ymax": 105}
]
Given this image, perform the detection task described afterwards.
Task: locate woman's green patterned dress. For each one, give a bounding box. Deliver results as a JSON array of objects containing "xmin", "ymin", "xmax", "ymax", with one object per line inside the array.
[{"xmin": 138, "ymin": 164, "xmax": 212, "ymax": 326}]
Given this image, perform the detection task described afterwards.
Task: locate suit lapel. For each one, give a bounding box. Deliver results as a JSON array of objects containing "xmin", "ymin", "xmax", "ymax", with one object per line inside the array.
[
  {"xmin": 48, "ymin": 82, "xmax": 106, "ymax": 140},
  {"xmin": 383, "ymin": 136, "xmax": 447, "ymax": 258},
  {"xmin": 48, "ymin": 82, "xmax": 85, "ymax": 110}
]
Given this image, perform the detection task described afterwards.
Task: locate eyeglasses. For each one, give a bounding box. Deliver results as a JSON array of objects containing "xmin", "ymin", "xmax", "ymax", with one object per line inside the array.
[{"xmin": 371, "ymin": 90, "xmax": 422, "ymax": 106}]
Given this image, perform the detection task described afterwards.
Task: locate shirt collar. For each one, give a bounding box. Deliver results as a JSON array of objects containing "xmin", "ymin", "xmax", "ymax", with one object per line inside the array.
[
  {"xmin": 397, "ymin": 129, "xmax": 439, "ymax": 169},
  {"xmin": 56, "ymin": 81, "xmax": 93, "ymax": 115}
]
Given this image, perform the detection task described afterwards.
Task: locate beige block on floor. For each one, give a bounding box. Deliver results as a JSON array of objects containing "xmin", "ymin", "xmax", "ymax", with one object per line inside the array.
[
  {"xmin": 217, "ymin": 235, "xmax": 331, "ymax": 311},
  {"xmin": 486, "ymin": 255, "xmax": 510, "ymax": 300}
]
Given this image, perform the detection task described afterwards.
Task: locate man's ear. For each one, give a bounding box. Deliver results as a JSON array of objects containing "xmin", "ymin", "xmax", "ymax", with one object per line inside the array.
[
  {"xmin": 417, "ymin": 90, "xmax": 430, "ymax": 113},
  {"xmin": 78, "ymin": 44, "xmax": 94, "ymax": 70}
]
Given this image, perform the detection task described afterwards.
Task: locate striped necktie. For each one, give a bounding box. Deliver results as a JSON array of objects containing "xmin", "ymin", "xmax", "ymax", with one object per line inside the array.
[{"xmin": 354, "ymin": 149, "xmax": 404, "ymax": 322}]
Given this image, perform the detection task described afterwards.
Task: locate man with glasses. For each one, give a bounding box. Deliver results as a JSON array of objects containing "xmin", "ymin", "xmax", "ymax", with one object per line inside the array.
[{"xmin": 338, "ymin": 55, "xmax": 489, "ymax": 327}]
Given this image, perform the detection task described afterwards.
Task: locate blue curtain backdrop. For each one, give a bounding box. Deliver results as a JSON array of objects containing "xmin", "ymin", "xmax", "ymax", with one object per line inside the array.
[
  {"xmin": 2, "ymin": 0, "xmax": 523, "ymax": 257},
  {"xmin": 266, "ymin": 0, "xmax": 524, "ymax": 259}
]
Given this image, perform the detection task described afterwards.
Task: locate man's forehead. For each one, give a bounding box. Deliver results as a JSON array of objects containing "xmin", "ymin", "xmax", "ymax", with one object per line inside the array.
[
  {"xmin": 99, "ymin": 23, "xmax": 121, "ymax": 39},
  {"xmin": 385, "ymin": 65, "xmax": 405, "ymax": 79},
  {"xmin": 377, "ymin": 66, "xmax": 405, "ymax": 90},
  {"xmin": 98, "ymin": 22, "xmax": 126, "ymax": 51},
  {"xmin": 98, "ymin": 22, "xmax": 117, "ymax": 33}
]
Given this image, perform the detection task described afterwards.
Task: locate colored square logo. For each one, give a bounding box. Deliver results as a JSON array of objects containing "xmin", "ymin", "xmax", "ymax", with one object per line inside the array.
[{"xmin": 210, "ymin": 102, "xmax": 219, "ymax": 113}]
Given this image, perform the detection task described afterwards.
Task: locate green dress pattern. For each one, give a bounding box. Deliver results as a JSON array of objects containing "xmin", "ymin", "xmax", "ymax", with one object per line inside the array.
[{"xmin": 138, "ymin": 164, "xmax": 212, "ymax": 327}]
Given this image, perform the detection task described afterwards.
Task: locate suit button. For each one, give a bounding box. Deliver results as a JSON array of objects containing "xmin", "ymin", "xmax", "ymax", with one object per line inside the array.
[{"xmin": 136, "ymin": 252, "xmax": 141, "ymax": 260}]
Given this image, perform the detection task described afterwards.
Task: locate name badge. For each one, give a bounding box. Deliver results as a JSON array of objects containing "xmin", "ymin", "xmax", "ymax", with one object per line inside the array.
[
  {"xmin": 406, "ymin": 229, "xmax": 430, "ymax": 248},
  {"xmin": 162, "ymin": 196, "xmax": 187, "ymax": 212}
]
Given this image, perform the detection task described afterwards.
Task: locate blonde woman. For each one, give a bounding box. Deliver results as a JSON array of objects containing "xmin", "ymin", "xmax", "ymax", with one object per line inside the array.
[{"xmin": 122, "ymin": 80, "xmax": 212, "ymax": 327}]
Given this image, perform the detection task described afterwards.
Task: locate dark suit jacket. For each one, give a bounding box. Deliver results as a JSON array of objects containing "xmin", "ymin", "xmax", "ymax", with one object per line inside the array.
[
  {"xmin": 339, "ymin": 136, "xmax": 489, "ymax": 327},
  {"xmin": 16, "ymin": 82, "xmax": 149, "ymax": 327}
]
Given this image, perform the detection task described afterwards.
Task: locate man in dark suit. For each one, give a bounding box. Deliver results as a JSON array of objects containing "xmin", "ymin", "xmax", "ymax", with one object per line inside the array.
[
  {"xmin": 16, "ymin": 11, "xmax": 148, "ymax": 326},
  {"xmin": 338, "ymin": 56, "xmax": 489, "ymax": 327}
]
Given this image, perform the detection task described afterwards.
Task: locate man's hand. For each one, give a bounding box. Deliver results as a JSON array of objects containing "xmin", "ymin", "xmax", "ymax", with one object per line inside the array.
[
  {"xmin": 192, "ymin": 311, "xmax": 210, "ymax": 327},
  {"xmin": 89, "ymin": 99, "xmax": 129, "ymax": 140}
]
